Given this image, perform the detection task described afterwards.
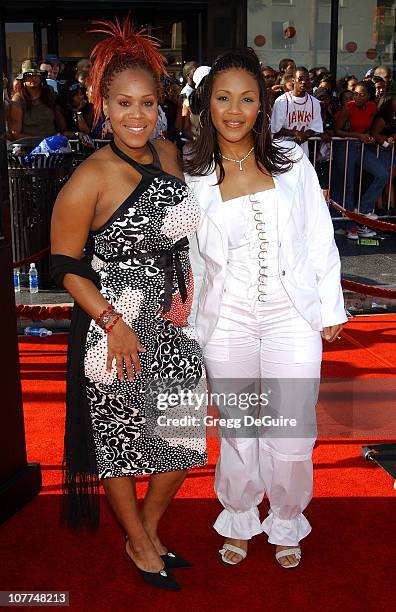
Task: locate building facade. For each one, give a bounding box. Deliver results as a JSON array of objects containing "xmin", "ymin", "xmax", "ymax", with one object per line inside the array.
[
  {"xmin": 1, "ymin": 0, "xmax": 395, "ymax": 82},
  {"xmin": 247, "ymin": 0, "xmax": 396, "ymax": 80},
  {"xmin": 2, "ymin": 0, "xmax": 246, "ymax": 80}
]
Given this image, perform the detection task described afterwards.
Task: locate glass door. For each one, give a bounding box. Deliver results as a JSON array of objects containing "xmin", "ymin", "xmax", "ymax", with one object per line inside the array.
[{"xmin": 5, "ymin": 22, "xmax": 35, "ymax": 79}]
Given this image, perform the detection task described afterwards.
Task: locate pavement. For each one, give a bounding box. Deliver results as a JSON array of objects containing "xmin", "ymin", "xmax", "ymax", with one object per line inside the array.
[
  {"xmin": 335, "ymin": 221, "xmax": 396, "ymax": 314},
  {"xmin": 15, "ymin": 226, "xmax": 396, "ymax": 332}
]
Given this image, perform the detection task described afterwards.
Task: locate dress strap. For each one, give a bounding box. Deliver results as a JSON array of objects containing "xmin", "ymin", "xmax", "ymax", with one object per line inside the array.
[
  {"xmin": 110, "ymin": 140, "xmax": 163, "ymax": 175},
  {"xmin": 147, "ymin": 140, "xmax": 162, "ymax": 168}
]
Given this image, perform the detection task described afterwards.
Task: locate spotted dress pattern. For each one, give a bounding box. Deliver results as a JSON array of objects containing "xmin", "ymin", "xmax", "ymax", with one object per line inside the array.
[{"xmin": 84, "ymin": 141, "xmax": 207, "ymax": 479}]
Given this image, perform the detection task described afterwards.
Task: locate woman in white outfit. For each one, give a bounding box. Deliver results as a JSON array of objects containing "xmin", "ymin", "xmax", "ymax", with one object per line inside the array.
[{"xmin": 184, "ymin": 49, "xmax": 347, "ymax": 568}]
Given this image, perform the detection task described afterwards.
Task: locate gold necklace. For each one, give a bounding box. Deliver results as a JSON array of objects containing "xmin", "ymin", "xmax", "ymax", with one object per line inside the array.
[{"xmin": 221, "ymin": 146, "xmax": 254, "ymax": 171}]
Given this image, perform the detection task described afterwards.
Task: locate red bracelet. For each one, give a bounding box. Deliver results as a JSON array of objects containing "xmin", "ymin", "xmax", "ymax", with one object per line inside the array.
[
  {"xmin": 104, "ymin": 313, "xmax": 122, "ymax": 334},
  {"xmin": 95, "ymin": 304, "xmax": 114, "ymax": 326}
]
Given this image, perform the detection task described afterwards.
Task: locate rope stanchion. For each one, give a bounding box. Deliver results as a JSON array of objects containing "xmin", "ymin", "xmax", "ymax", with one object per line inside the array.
[
  {"xmin": 13, "ymin": 247, "xmax": 50, "ymax": 269},
  {"xmin": 329, "ymin": 200, "xmax": 396, "ymax": 233},
  {"xmin": 16, "ymin": 304, "xmax": 73, "ymax": 320}
]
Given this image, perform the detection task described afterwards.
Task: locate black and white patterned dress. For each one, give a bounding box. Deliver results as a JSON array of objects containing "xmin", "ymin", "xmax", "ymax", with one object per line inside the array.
[{"xmin": 83, "ymin": 141, "xmax": 207, "ymax": 479}]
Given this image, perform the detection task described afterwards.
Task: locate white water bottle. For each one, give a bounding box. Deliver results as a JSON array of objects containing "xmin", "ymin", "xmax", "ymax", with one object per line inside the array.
[
  {"xmin": 29, "ymin": 263, "xmax": 39, "ymax": 293},
  {"xmin": 14, "ymin": 269, "xmax": 21, "ymax": 292}
]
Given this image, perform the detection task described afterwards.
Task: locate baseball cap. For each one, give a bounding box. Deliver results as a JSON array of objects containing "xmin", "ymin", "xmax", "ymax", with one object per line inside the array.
[
  {"xmin": 193, "ymin": 65, "xmax": 211, "ymax": 88},
  {"xmin": 16, "ymin": 60, "xmax": 47, "ymax": 80}
]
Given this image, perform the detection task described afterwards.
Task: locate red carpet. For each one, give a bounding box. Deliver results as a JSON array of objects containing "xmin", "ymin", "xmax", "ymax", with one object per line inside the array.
[{"xmin": 0, "ymin": 314, "xmax": 395, "ymax": 610}]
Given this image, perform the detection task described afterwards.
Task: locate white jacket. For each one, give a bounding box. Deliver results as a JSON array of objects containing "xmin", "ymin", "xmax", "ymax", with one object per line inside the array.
[{"xmin": 185, "ymin": 142, "xmax": 347, "ymax": 348}]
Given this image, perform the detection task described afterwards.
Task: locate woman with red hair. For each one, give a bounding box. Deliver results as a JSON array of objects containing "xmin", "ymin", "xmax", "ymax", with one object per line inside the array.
[{"xmin": 51, "ymin": 18, "xmax": 206, "ymax": 591}]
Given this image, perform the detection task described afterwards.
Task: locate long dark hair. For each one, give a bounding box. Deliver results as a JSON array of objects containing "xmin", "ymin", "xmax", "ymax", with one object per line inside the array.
[
  {"xmin": 14, "ymin": 77, "xmax": 55, "ymax": 111},
  {"xmin": 183, "ymin": 48, "xmax": 294, "ymax": 183}
]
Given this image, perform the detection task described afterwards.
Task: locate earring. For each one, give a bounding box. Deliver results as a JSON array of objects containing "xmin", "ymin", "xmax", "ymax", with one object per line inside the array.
[
  {"xmin": 252, "ymin": 112, "xmax": 264, "ymax": 135},
  {"xmin": 102, "ymin": 115, "xmax": 112, "ymax": 138},
  {"xmin": 199, "ymin": 109, "xmax": 208, "ymax": 129}
]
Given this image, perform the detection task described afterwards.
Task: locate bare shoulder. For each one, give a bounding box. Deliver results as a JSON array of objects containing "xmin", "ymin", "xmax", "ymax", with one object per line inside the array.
[
  {"xmin": 152, "ymin": 139, "xmax": 183, "ymax": 180},
  {"xmin": 62, "ymin": 145, "xmax": 114, "ymax": 191},
  {"xmin": 54, "ymin": 148, "xmax": 115, "ymax": 214}
]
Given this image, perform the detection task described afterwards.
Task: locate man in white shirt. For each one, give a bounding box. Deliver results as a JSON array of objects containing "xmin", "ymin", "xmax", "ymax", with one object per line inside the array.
[
  {"xmin": 180, "ymin": 60, "xmax": 198, "ymax": 99},
  {"xmin": 271, "ymin": 67, "xmax": 323, "ymax": 155}
]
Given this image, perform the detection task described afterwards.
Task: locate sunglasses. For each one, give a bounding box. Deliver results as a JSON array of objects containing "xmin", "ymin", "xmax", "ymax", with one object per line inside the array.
[
  {"xmin": 24, "ymin": 72, "xmax": 41, "ymax": 78},
  {"xmin": 69, "ymin": 83, "xmax": 84, "ymax": 92}
]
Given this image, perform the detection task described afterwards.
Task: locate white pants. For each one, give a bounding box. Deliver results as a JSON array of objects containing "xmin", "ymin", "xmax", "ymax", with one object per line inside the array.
[{"xmin": 203, "ymin": 282, "xmax": 322, "ymax": 546}]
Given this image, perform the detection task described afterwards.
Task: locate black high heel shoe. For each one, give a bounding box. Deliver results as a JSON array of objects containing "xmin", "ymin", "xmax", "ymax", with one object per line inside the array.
[
  {"xmin": 137, "ymin": 565, "xmax": 181, "ymax": 591},
  {"xmin": 125, "ymin": 539, "xmax": 181, "ymax": 591},
  {"xmin": 161, "ymin": 551, "xmax": 193, "ymax": 569}
]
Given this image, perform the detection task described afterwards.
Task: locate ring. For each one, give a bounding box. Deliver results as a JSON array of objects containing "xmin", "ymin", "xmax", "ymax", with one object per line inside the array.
[{"xmin": 337, "ymin": 336, "xmax": 342, "ymax": 340}]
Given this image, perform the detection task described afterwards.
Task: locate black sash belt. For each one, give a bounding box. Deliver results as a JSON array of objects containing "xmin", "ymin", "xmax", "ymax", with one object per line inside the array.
[{"xmin": 94, "ymin": 236, "xmax": 189, "ymax": 314}]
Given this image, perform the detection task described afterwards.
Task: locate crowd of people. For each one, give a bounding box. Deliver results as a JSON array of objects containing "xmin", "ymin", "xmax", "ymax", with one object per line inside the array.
[
  {"xmin": 2, "ymin": 51, "xmax": 396, "ymax": 230},
  {"xmin": 2, "ymin": 54, "xmax": 185, "ymax": 148},
  {"xmin": 181, "ymin": 58, "xmax": 396, "ymax": 240}
]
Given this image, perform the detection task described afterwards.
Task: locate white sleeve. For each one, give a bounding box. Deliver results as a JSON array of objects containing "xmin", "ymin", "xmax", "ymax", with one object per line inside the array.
[
  {"xmin": 271, "ymin": 96, "xmax": 286, "ymax": 134},
  {"xmin": 310, "ymin": 98, "xmax": 324, "ymax": 134},
  {"xmin": 184, "ymin": 176, "xmax": 207, "ymax": 328},
  {"xmin": 188, "ymin": 228, "xmax": 206, "ymax": 328},
  {"xmin": 301, "ymin": 155, "xmax": 347, "ymax": 327}
]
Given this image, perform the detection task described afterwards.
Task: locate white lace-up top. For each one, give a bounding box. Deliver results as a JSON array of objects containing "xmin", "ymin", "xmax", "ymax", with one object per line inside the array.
[{"xmin": 222, "ymin": 189, "xmax": 283, "ymax": 309}]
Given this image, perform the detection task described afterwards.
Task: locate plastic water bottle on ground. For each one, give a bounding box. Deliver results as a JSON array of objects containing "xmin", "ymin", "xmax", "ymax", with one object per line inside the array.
[
  {"xmin": 14, "ymin": 269, "xmax": 21, "ymax": 292},
  {"xmin": 24, "ymin": 327, "xmax": 53, "ymax": 337},
  {"xmin": 29, "ymin": 263, "xmax": 39, "ymax": 293}
]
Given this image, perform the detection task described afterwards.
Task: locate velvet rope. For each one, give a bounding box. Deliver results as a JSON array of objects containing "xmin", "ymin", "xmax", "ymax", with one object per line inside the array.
[
  {"xmin": 16, "ymin": 304, "xmax": 73, "ymax": 320},
  {"xmin": 13, "ymin": 247, "xmax": 51, "ymax": 269},
  {"xmin": 329, "ymin": 200, "xmax": 396, "ymax": 233},
  {"xmin": 15, "ymin": 277, "xmax": 396, "ymax": 324},
  {"xmin": 341, "ymin": 279, "xmax": 396, "ymax": 300}
]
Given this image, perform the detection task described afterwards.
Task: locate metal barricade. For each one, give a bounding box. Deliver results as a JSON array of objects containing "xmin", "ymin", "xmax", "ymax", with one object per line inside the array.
[
  {"xmin": 8, "ymin": 139, "xmax": 111, "ymax": 283},
  {"xmin": 308, "ymin": 136, "xmax": 395, "ymax": 220},
  {"xmin": 8, "ymin": 152, "xmax": 74, "ymax": 286},
  {"xmin": 68, "ymin": 138, "xmax": 112, "ymax": 165}
]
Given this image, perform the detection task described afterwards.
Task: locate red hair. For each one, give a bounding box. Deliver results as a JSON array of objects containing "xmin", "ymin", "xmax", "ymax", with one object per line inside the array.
[{"xmin": 89, "ymin": 17, "xmax": 167, "ymax": 125}]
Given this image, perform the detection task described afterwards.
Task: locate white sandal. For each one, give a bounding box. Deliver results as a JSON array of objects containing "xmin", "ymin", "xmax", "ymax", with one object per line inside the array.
[
  {"xmin": 275, "ymin": 547, "xmax": 301, "ymax": 569},
  {"xmin": 219, "ymin": 543, "xmax": 247, "ymax": 565}
]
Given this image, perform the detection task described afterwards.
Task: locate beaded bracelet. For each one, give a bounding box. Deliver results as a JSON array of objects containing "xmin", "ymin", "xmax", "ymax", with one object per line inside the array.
[
  {"xmin": 95, "ymin": 305, "xmax": 115, "ymax": 329},
  {"xmin": 104, "ymin": 313, "xmax": 122, "ymax": 334}
]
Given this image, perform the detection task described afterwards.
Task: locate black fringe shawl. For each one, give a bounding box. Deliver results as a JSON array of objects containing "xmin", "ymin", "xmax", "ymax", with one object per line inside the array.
[{"xmin": 51, "ymin": 253, "xmax": 101, "ymax": 530}]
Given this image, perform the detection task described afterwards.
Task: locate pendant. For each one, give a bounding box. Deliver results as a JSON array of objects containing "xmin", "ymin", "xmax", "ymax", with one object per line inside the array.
[{"xmin": 239, "ymin": 161, "xmax": 243, "ymax": 171}]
